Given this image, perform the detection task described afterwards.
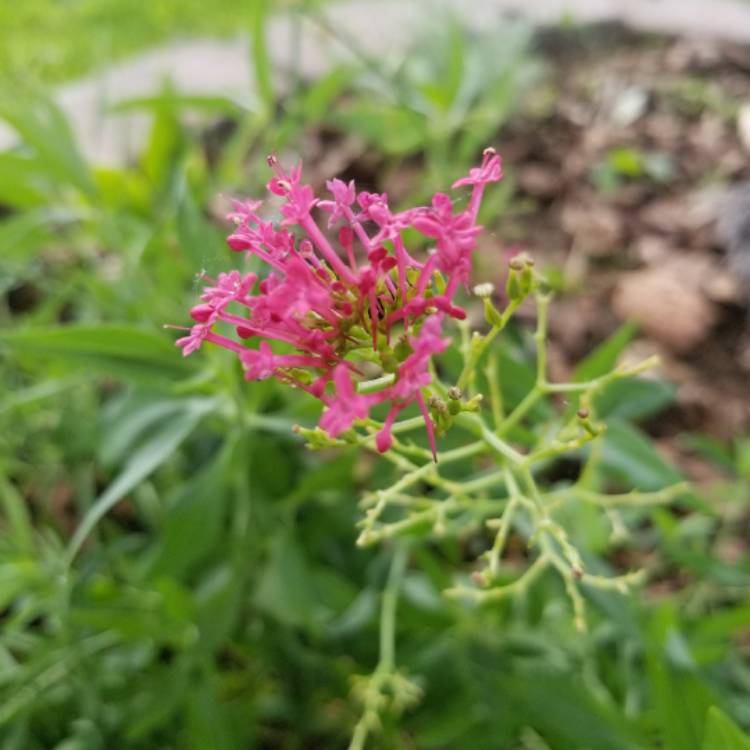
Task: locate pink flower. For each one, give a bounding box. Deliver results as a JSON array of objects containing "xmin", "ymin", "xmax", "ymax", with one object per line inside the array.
[
  {"xmin": 173, "ymin": 149, "xmax": 504, "ymax": 454},
  {"xmin": 412, "ymin": 194, "xmax": 482, "ymax": 285},
  {"xmin": 319, "ymin": 365, "xmax": 374, "ymax": 437},
  {"xmin": 176, "ymin": 324, "xmax": 211, "ymax": 356},
  {"xmin": 452, "ymin": 147, "xmax": 502, "ymax": 189},
  {"xmin": 319, "ymin": 178, "xmax": 356, "ymax": 228},
  {"xmin": 451, "ymin": 147, "xmax": 503, "ymax": 222},
  {"xmin": 389, "ymin": 316, "xmax": 450, "ymax": 401}
]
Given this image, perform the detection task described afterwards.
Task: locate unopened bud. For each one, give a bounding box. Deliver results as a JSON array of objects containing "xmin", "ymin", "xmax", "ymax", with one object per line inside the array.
[
  {"xmin": 576, "ymin": 408, "xmax": 589, "ymax": 420},
  {"xmin": 428, "ymin": 397, "xmax": 448, "ymax": 415},
  {"xmin": 506, "ymin": 252, "xmax": 537, "ymax": 302},
  {"xmin": 448, "ymin": 386, "xmax": 462, "ymax": 400},
  {"xmin": 266, "ymin": 154, "xmax": 278, "ymax": 167}
]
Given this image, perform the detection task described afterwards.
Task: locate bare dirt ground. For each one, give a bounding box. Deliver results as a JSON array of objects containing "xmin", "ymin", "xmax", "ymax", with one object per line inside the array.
[{"xmin": 497, "ymin": 27, "xmax": 750, "ymax": 470}]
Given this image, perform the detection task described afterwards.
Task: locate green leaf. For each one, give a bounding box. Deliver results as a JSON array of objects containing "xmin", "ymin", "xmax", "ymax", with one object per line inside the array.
[
  {"xmin": 601, "ymin": 419, "xmax": 682, "ymax": 490},
  {"xmin": 144, "ymin": 438, "xmax": 237, "ymax": 579},
  {"xmin": 0, "ymin": 207, "xmax": 76, "ymax": 259},
  {"xmin": 0, "ymin": 325, "xmax": 194, "ymax": 383},
  {"xmin": 254, "ymin": 531, "xmax": 321, "ymax": 631},
  {"xmin": 647, "ymin": 606, "xmax": 716, "ymax": 750},
  {"xmin": 703, "ymin": 707, "xmax": 750, "ymax": 750},
  {"xmin": 0, "ymin": 91, "xmax": 95, "ymax": 198},
  {"xmin": 140, "ymin": 86, "xmax": 186, "ymax": 192},
  {"xmin": 175, "ymin": 183, "xmax": 226, "ymax": 270},
  {"xmin": 194, "ymin": 565, "xmax": 243, "ymax": 653},
  {"xmin": 65, "ymin": 397, "xmax": 215, "ymax": 565},
  {"xmin": 0, "ymin": 153, "xmax": 58, "ymax": 207},
  {"xmin": 574, "ymin": 322, "xmax": 638, "ymax": 382},
  {"xmin": 594, "ymin": 378, "xmax": 675, "ymax": 421},
  {"xmin": 330, "ymin": 101, "xmax": 427, "ymax": 156},
  {"xmin": 185, "ymin": 679, "xmax": 238, "ymax": 750},
  {"xmin": 250, "ymin": 0, "xmax": 274, "ymax": 111},
  {"xmin": 0, "ymin": 477, "xmax": 34, "ymax": 556}
]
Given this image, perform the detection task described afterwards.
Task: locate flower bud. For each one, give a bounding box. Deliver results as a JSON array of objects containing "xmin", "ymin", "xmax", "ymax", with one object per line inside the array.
[
  {"xmin": 505, "ymin": 253, "xmax": 536, "ymax": 302},
  {"xmin": 190, "ymin": 304, "xmax": 215, "ymax": 323},
  {"xmin": 473, "ymin": 282, "xmax": 495, "ymax": 299}
]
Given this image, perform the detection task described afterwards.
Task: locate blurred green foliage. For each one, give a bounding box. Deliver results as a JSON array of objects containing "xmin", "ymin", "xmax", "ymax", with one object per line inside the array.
[
  {"xmin": 0, "ymin": 6, "xmax": 749, "ymax": 748},
  {"xmin": 0, "ymin": 0, "xmax": 296, "ymax": 84}
]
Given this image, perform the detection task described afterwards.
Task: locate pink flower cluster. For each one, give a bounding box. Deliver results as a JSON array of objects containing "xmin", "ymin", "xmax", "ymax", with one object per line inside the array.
[{"xmin": 175, "ymin": 149, "xmax": 502, "ymax": 455}]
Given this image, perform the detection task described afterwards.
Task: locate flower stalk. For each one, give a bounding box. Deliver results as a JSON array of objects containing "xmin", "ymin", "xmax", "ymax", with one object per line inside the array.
[{"xmin": 174, "ymin": 149, "xmax": 689, "ymax": 749}]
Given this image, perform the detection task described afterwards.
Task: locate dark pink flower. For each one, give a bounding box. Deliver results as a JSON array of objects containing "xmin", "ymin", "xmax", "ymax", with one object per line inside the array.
[
  {"xmin": 174, "ymin": 150, "xmax": 504, "ymax": 454},
  {"xmin": 319, "ymin": 365, "xmax": 374, "ymax": 437}
]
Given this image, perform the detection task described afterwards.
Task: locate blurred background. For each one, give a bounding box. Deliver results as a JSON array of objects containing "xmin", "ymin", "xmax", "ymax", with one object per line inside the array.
[{"xmin": 1, "ymin": 1, "xmax": 750, "ymax": 747}]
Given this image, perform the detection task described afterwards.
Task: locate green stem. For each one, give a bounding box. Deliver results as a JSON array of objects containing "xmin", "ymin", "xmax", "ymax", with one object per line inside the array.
[
  {"xmin": 485, "ymin": 353, "xmax": 504, "ymax": 428},
  {"xmin": 379, "ymin": 545, "xmax": 408, "ymax": 672},
  {"xmin": 535, "ymin": 293, "xmax": 550, "ymax": 386},
  {"xmin": 455, "ymin": 412, "xmax": 524, "ymax": 465},
  {"xmin": 358, "ymin": 373, "xmax": 396, "ymax": 394},
  {"xmin": 496, "ymin": 387, "xmax": 543, "ymax": 438},
  {"xmin": 456, "ymin": 299, "xmax": 521, "ymax": 391}
]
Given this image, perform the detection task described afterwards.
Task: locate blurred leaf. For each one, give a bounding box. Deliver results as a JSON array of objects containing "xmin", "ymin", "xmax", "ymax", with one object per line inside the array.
[
  {"xmin": 250, "ymin": 0, "xmax": 274, "ymax": 112},
  {"xmin": 330, "ymin": 101, "xmax": 427, "ymax": 156},
  {"xmin": 325, "ymin": 588, "xmax": 377, "ymax": 638},
  {"xmin": 126, "ymin": 659, "xmax": 191, "ymax": 740},
  {"xmin": 0, "ymin": 207, "xmax": 65, "ymax": 258},
  {"xmin": 0, "ymin": 91, "xmax": 95, "ymax": 197},
  {"xmin": 140, "ymin": 86, "xmax": 186, "ymax": 194},
  {"xmin": 594, "ymin": 378, "xmax": 675, "ymax": 422},
  {"xmin": 0, "ymin": 153, "xmax": 59, "ymax": 207},
  {"xmin": 681, "ymin": 434, "xmax": 736, "ymax": 474},
  {"xmin": 114, "ymin": 93, "xmax": 245, "ymax": 118},
  {"xmin": 144, "ymin": 435, "xmax": 238, "ymax": 579},
  {"xmin": 647, "ymin": 607, "xmax": 716, "ymax": 750},
  {"xmin": 607, "ymin": 147, "xmax": 645, "ymax": 178},
  {"xmin": 574, "ymin": 322, "xmax": 638, "ymax": 382},
  {"xmin": 66, "ymin": 396, "xmax": 215, "ymax": 565},
  {"xmin": 194, "ymin": 565, "xmax": 243, "ymax": 653},
  {"xmin": 175, "ymin": 182, "xmax": 226, "ymax": 270},
  {"xmin": 0, "ymin": 477, "xmax": 34, "ymax": 556},
  {"xmin": 703, "ymin": 707, "xmax": 750, "ymax": 750},
  {"xmin": 255, "ymin": 531, "xmax": 320, "ymax": 630},
  {"xmin": 185, "ymin": 679, "xmax": 238, "ymax": 750},
  {"xmin": 601, "ymin": 420, "xmax": 682, "ymax": 490},
  {"xmin": 0, "ymin": 325, "xmax": 195, "ymax": 383}
]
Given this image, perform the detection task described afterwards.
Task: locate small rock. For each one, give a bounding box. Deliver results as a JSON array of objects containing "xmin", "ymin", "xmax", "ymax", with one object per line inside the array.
[
  {"xmin": 518, "ymin": 163, "xmax": 562, "ymax": 198},
  {"xmin": 633, "ymin": 235, "xmax": 672, "ymax": 264},
  {"xmin": 639, "ymin": 198, "xmax": 688, "ymax": 235},
  {"xmin": 612, "ymin": 261, "xmax": 718, "ymax": 354},
  {"xmin": 561, "ymin": 202, "xmax": 624, "ymax": 255},
  {"xmin": 610, "ymin": 86, "xmax": 649, "ymax": 127}
]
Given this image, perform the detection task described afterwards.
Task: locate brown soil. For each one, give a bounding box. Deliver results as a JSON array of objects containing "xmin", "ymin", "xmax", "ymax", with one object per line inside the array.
[{"xmin": 498, "ymin": 26, "xmax": 750, "ymax": 453}]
